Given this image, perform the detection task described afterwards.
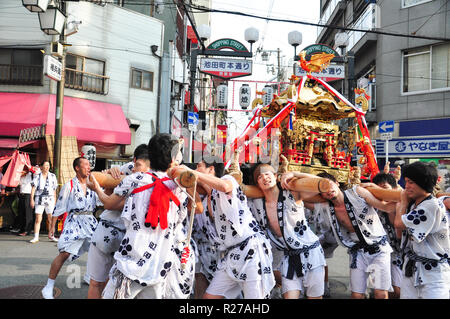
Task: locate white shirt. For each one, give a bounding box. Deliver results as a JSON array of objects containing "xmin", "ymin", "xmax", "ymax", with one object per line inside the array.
[
  {"xmin": 31, "ymin": 172, "xmax": 58, "ymax": 198},
  {"xmin": 19, "ymin": 172, "xmax": 33, "ymax": 194}
]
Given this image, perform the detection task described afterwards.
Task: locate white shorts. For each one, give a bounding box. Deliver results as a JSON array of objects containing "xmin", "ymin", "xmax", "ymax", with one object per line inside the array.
[
  {"xmin": 391, "ymin": 264, "xmax": 402, "ymax": 288},
  {"xmin": 87, "ymin": 243, "xmax": 115, "ymax": 283},
  {"xmin": 205, "ymin": 268, "xmax": 265, "ymax": 299},
  {"xmin": 35, "ymin": 203, "xmax": 55, "ymax": 215},
  {"xmin": 400, "ymin": 276, "xmax": 450, "ymax": 299},
  {"xmin": 102, "ymin": 275, "xmax": 164, "ymax": 299},
  {"xmin": 349, "ymin": 250, "xmax": 392, "ymax": 293},
  {"xmin": 272, "ymin": 246, "xmax": 284, "ymax": 272},
  {"xmin": 102, "ymin": 265, "xmax": 165, "ymax": 299},
  {"xmin": 281, "ymin": 266, "xmax": 325, "ymax": 297}
]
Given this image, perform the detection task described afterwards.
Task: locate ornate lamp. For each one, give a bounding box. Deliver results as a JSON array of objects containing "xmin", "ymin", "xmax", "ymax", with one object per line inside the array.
[
  {"xmin": 22, "ymin": 0, "xmax": 49, "ymax": 13},
  {"xmin": 38, "ymin": 1, "xmax": 65, "ymax": 35},
  {"xmin": 244, "ymin": 27, "xmax": 259, "ymax": 53}
]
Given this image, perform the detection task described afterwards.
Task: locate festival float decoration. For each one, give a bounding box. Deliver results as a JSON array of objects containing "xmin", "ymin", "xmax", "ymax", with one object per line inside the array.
[{"xmin": 224, "ymin": 49, "xmax": 379, "ymax": 186}]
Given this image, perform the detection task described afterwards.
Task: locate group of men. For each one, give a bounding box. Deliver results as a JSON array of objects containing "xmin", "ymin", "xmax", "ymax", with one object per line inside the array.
[{"xmin": 39, "ymin": 132, "xmax": 450, "ymax": 299}]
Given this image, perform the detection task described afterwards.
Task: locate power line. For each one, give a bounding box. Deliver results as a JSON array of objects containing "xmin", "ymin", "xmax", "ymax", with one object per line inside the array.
[{"xmin": 185, "ymin": 2, "xmax": 450, "ymax": 42}]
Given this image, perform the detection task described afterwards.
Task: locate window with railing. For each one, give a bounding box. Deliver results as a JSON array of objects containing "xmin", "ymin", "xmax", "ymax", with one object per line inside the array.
[
  {"xmin": 0, "ymin": 48, "xmax": 43, "ymax": 85},
  {"xmin": 130, "ymin": 68, "xmax": 153, "ymax": 91},
  {"xmin": 65, "ymin": 53, "xmax": 109, "ymax": 94}
]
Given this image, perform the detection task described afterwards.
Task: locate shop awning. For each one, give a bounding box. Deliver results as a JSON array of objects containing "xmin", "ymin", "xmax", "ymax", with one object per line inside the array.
[
  {"xmin": 0, "ymin": 92, "xmax": 131, "ymax": 145},
  {"xmin": 0, "ymin": 138, "xmax": 37, "ymax": 149}
]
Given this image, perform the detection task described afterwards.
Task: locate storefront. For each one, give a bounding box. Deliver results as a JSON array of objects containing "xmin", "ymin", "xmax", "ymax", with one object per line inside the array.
[
  {"xmin": 375, "ymin": 118, "xmax": 450, "ymax": 190},
  {"xmin": 0, "ymin": 92, "xmax": 131, "ymax": 171}
]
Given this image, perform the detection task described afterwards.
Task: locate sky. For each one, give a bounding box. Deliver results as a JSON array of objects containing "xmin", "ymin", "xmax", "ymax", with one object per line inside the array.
[{"xmin": 205, "ymin": 0, "xmax": 321, "ymax": 140}]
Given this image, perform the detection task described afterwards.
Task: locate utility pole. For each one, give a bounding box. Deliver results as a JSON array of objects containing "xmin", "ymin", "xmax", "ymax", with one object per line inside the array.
[{"xmin": 53, "ymin": 0, "xmax": 66, "ymax": 185}]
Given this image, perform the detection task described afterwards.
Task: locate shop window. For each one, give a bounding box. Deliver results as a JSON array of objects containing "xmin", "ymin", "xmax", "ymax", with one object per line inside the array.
[
  {"xmin": 0, "ymin": 48, "xmax": 43, "ymax": 85},
  {"xmin": 402, "ymin": 43, "xmax": 450, "ymax": 94},
  {"xmin": 130, "ymin": 68, "xmax": 153, "ymax": 91},
  {"xmin": 65, "ymin": 53, "xmax": 109, "ymax": 94}
]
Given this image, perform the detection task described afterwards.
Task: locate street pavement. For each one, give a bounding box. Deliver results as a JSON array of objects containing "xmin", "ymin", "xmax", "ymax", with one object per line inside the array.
[{"xmin": 0, "ymin": 231, "xmax": 351, "ymax": 299}]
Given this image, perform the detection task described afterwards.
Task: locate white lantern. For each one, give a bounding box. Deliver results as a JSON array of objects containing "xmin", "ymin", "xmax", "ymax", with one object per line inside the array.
[
  {"xmin": 197, "ymin": 24, "xmax": 211, "ymax": 41},
  {"xmin": 81, "ymin": 144, "xmax": 96, "ymax": 169},
  {"xmin": 22, "ymin": 0, "xmax": 49, "ymax": 13},
  {"xmin": 38, "ymin": 5, "xmax": 65, "ymax": 35},
  {"xmin": 217, "ymin": 83, "xmax": 228, "ymax": 108},
  {"xmin": 334, "ymin": 32, "xmax": 348, "ymax": 48},
  {"xmin": 262, "ymin": 85, "xmax": 274, "ymax": 106},
  {"xmin": 239, "ymin": 84, "xmax": 251, "ymax": 109},
  {"xmin": 244, "ymin": 27, "xmax": 259, "ymax": 44},
  {"xmin": 288, "ymin": 31, "xmax": 302, "ymax": 47}
]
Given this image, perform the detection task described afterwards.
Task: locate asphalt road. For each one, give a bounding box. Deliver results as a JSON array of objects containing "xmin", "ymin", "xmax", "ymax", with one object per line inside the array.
[{"xmin": 0, "ymin": 231, "xmax": 351, "ymax": 299}]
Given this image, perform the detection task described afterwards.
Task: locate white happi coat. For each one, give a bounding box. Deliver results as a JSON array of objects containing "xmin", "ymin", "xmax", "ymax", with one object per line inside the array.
[
  {"xmin": 210, "ymin": 175, "xmax": 275, "ymax": 297},
  {"xmin": 53, "ymin": 177, "xmax": 99, "ymax": 261},
  {"xmin": 401, "ymin": 196, "xmax": 450, "ymax": 287},
  {"xmin": 191, "ymin": 195, "xmax": 221, "ymax": 281},
  {"xmin": 91, "ymin": 161, "xmax": 134, "ymax": 255},
  {"xmin": 314, "ymin": 186, "xmax": 392, "ymax": 268},
  {"xmin": 164, "ymin": 197, "xmax": 196, "ymax": 299},
  {"xmin": 378, "ymin": 209, "xmax": 403, "ymax": 274},
  {"xmin": 248, "ymin": 189, "xmax": 325, "ymax": 280},
  {"xmin": 31, "ymin": 172, "xmax": 58, "ymax": 206},
  {"xmin": 112, "ymin": 170, "xmax": 189, "ymax": 289}
]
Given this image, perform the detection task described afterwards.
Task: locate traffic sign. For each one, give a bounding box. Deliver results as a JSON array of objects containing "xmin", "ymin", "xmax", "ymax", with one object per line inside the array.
[
  {"xmin": 379, "ymin": 120, "xmax": 394, "ymax": 133},
  {"xmin": 187, "ymin": 112, "xmax": 199, "ymax": 125},
  {"xmin": 188, "ymin": 124, "xmax": 197, "ymax": 132},
  {"xmin": 380, "ymin": 132, "xmax": 392, "ymax": 140}
]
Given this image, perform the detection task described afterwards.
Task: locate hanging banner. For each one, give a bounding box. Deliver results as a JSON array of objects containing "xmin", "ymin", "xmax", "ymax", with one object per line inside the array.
[{"xmin": 217, "ymin": 125, "xmax": 227, "ymax": 145}]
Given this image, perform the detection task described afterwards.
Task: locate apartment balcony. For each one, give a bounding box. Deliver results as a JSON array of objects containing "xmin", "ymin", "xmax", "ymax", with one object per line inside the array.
[
  {"xmin": 344, "ymin": 4, "xmax": 379, "ymax": 54},
  {"xmin": 65, "ymin": 68, "xmax": 109, "ymax": 95},
  {"xmin": 316, "ymin": 0, "xmax": 346, "ymax": 43},
  {"xmin": 0, "ymin": 64, "xmax": 43, "ymax": 85}
]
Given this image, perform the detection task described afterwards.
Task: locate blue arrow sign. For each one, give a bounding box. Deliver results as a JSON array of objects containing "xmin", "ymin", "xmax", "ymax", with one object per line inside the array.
[
  {"xmin": 379, "ymin": 120, "xmax": 394, "ymax": 133},
  {"xmin": 187, "ymin": 112, "xmax": 199, "ymax": 125}
]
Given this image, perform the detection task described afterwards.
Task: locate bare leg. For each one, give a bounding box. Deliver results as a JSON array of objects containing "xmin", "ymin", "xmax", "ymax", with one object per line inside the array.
[
  {"xmin": 203, "ymin": 292, "xmax": 224, "ymax": 299},
  {"xmin": 194, "ymin": 273, "xmax": 209, "ymax": 299},
  {"xmin": 374, "ymin": 289, "xmax": 388, "ymax": 299},
  {"xmin": 87, "ymin": 279, "xmax": 106, "ymax": 299},
  {"xmin": 47, "ymin": 214, "xmax": 54, "ymax": 238},
  {"xmin": 34, "ymin": 214, "xmax": 42, "ymax": 238},
  {"xmin": 48, "ymin": 251, "xmax": 71, "ymax": 280},
  {"xmin": 283, "ymin": 289, "xmax": 301, "ymax": 299},
  {"xmin": 351, "ymin": 291, "xmax": 366, "ymax": 299}
]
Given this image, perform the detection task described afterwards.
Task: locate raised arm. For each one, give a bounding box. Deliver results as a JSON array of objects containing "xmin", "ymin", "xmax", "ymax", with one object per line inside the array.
[
  {"xmin": 241, "ymin": 184, "xmax": 265, "ymax": 198},
  {"xmin": 356, "ymin": 185, "xmax": 397, "ymax": 214},
  {"xmin": 195, "ymin": 171, "xmax": 234, "ymax": 194},
  {"xmin": 87, "ymin": 174, "xmax": 125, "ymax": 211}
]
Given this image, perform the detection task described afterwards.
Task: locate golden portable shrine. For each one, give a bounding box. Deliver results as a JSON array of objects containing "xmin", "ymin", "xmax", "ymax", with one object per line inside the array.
[{"xmin": 225, "ymin": 51, "xmax": 379, "ymax": 187}]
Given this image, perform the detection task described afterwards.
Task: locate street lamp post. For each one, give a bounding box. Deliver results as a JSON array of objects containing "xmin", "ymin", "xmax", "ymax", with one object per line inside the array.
[
  {"xmin": 186, "ymin": 25, "xmax": 257, "ymax": 162},
  {"xmin": 334, "ymin": 32, "xmax": 355, "ymax": 105},
  {"xmin": 23, "ymin": 0, "xmax": 66, "ymax": 184}
]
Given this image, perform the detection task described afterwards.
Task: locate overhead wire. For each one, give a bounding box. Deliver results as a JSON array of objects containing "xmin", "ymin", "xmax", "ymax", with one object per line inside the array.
[{"xmin": 184, "ymin": 2, "xmax": 450, "ymax": 42}]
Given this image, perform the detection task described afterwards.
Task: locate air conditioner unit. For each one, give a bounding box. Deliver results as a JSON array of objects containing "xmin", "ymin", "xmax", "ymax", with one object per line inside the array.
[{"xmin": 51, "ymin": 41, "xmax": 63, "ymax": 58}]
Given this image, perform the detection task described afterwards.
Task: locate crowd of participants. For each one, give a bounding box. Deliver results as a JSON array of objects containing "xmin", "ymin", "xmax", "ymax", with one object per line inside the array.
[{"xmin": 11, "ymin": 133, "xmax": 448, "ymax": 299}]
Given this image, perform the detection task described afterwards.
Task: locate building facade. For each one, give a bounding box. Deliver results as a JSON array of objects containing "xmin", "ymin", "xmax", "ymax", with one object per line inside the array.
[
  {"xmin": 0, "ymin": 0, "xmax": 163, "ymax": 170},
  {"xmin": 316, "ymin": 0, "xmax": 450, "ymax": 189}
]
